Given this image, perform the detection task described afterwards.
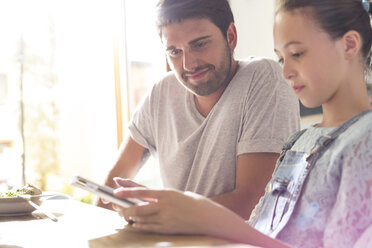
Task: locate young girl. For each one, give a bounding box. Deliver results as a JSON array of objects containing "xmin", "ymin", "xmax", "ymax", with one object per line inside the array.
[{"xmin": 112, "ymin": 0, "xmax": 372, "ymax": 247}]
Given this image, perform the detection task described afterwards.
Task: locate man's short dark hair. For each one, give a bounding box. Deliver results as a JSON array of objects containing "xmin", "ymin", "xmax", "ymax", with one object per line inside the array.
[{"xmin": 156, "ymin": 0, "xmax": 234, "ymax": 39}]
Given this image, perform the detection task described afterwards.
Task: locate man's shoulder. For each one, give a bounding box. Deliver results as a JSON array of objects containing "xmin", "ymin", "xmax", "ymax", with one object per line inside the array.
[
  {"xmin": 150, "ymin": 71, "xmax": 181, "ymax": 93},
  {"xmin": 160, "ymin": 70, "xmax": 177, "ymax": 81},
  {"xmin": 153, "ymin": 71, "xmax": 181, "ymax": 89},
  {"xmin": 157, "ymin": 71, "xmax": 177, "ymax": 84},
  {"xmin": 234, "ymin": 57, "xmax": 283, "ymax": 86},
  {"xmin": 147, "ymin": 71, "xmax": 186, "ymax": 101},
  {"xmin": 238, "ymin": 57, "xmax": 281, "ymax": 72}
]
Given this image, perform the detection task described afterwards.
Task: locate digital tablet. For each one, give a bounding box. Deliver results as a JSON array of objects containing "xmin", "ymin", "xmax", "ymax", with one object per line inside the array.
[{"xmin": 70, "ymin": 175, "xmax": 143, "ymax": 208}]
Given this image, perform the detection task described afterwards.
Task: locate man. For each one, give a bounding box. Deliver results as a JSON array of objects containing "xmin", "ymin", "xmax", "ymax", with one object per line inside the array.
[{"xmin": 98, "ymin": 0, "xmax": 300, "ymax": 219}]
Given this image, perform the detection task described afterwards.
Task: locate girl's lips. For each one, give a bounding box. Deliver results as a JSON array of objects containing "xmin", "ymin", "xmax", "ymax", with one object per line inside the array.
[{"xmin": 293, "ymin": 85, "xmax": 305, "ymax": 94}]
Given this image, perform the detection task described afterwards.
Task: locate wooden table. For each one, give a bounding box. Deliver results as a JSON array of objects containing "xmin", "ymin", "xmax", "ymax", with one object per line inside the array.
[{"xmin": 0, "ymin": 196, "xmax": 260, "ymax": 248}]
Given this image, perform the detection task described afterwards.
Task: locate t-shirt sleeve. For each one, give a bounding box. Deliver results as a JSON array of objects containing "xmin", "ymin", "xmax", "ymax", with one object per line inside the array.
[
  {"xmin": 127, "ymin": 83, "xmax": 158, "ymax": 154},
  {"xmin": 323, "ymin": 129, "xmax": 372, "ymax": 248},
  {"xmin": 237, "ymin": 59, "xmax": 300, "ymax": 155}
]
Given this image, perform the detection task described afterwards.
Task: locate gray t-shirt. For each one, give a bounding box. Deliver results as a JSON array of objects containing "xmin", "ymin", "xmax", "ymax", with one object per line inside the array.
[
  {"xmin": 128, "ymin": 57, "xmax": 300, "ymax": 197},
  {"xmin": 250, "ymin": 112, "xmax": 372, "ymax": 248}
]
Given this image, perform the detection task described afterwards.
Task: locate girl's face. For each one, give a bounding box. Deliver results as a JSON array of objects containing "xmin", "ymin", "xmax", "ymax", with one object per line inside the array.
[{"xmin": 273, "ymin": 10, "xmax": 347, "ymax": 108}]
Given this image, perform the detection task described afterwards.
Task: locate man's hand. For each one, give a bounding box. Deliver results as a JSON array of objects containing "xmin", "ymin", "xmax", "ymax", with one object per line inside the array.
[{"xmin": 95, "ymin": 136, "xmax": 149, "ymax": 210}]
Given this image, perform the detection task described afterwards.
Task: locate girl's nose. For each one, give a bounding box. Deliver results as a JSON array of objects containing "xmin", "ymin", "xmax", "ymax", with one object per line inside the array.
[{"xmin": 281, "ymin": 60, "xmax": 296, "ymax": 80}]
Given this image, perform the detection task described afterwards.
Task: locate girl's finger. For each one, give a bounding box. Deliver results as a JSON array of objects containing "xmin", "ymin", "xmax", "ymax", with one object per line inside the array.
[
  {"xmin": 129, "ymin": 214, "xmax": 161, "ymax": 224},
  {"xmin": 113, "ymin": 177, "xmax": 144, "ymax": 188},
  {"xmin": 131, "ymin": 222, "xmax": 170, "ymax": 234},
  {"xmin": 114, "ymin": 187, "xmax": 167, "ymax": 201},
  {"xmin": 126, "ymin": 202, "xmax": 160, "ymax": 217}
]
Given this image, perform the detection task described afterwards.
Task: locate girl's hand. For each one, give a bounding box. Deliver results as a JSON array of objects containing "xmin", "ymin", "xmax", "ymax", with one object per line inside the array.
[
  {"xmin": 111, "ymin": 177, "xmax": 147, "ymax": 223},
  {"xmin": 112, "ymin": 187, "xmax": 292, "ymax": 248},
  {"xmin": 100, "ymin": 177, "xmax": 146, "ymax": 206},
  {"xmin": 112, "ymin": 187, "xmax": 245, "ymax": 237},
  {"xmin": 113, "ymin": 177, "xmax": 146, "ymax": 188}
]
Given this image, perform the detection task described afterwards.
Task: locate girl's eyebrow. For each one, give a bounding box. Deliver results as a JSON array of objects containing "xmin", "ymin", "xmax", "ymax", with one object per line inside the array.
[
  {"xmin": 274, "ymin": 41, "xmax": 303, "ymax": 53},
  {"xmin": 284, "ymin": 41, "xmax": 302, "ymax": 48}
]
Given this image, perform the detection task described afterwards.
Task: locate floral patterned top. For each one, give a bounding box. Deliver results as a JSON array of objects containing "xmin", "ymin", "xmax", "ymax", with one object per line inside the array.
[{"xmin": 249, "ymin": 112, "xmax": 372, "ymax": 248}]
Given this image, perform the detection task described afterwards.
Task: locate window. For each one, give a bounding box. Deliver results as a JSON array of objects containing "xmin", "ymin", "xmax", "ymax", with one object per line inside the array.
[
  {"xmin": 123, "ymin": 0, "xmax": 165, "ymax": 189},
  {"xmin": 0, "ymin": 0, "xmax": 165, "ymax": 198}
]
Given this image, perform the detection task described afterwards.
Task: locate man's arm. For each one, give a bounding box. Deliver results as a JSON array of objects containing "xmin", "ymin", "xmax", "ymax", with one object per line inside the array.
[
  {"xmin": 210, "ymin": 152, "xmax": 278, "ymax": 220},
  {"xmin": 96, "ymin": 136, "xmax": 149, "ymax": 209}
]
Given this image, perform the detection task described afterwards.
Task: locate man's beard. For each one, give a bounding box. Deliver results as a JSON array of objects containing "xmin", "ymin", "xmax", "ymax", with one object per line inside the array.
[{"xmin": 179, "ymin": 44, "xmax": 232, "ymax": 96}]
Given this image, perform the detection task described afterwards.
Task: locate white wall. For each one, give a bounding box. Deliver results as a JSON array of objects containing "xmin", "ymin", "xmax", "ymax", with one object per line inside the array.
[{"xmin": 230, "ymin": 0, "xmax": 277, "ymax": 60}]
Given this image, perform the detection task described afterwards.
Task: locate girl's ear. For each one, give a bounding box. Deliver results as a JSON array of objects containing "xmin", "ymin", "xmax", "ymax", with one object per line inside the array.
[{"xmin": 342, "ymin": 30, "xmax": 362, "ymax": 60}]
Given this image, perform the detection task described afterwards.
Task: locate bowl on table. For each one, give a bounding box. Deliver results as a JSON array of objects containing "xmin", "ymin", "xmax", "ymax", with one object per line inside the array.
[{"xmin": 0, "ymin": 194, "xmax": 43, "ymax": 216}]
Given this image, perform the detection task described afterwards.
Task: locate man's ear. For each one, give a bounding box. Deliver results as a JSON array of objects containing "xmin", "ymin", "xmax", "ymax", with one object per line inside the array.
[
  {"xmin": 342, "ymin": 30, "xmax": 362, "ymax": 60},
  {"xmin": 226, "ymin": 22, "xmax": 238, "ymax": 50}
]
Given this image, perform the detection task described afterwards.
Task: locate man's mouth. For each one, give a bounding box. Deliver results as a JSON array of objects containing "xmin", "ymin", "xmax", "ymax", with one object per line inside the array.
[{"xmin": 183, "ymin": 65, "xmax": 215, "ymax": 82}]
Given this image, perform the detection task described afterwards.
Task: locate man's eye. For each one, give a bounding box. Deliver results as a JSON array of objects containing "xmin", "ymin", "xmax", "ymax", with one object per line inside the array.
[
  {"xmin": 167, "ymin": 49, "xmax": 182, "ymax": 57},
  {"xmin": 194, "ymin": 41, "xmax": 209, "ymax": 50},
  {"xmin": 195, "ymin": 41, "xmax": 206, "ymax": 48}
]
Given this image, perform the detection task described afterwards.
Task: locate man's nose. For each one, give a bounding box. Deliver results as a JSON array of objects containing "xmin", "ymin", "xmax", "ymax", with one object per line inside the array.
[{"xmin": 183, "ymin": 50, "xmax": 198, "ymax": 72}]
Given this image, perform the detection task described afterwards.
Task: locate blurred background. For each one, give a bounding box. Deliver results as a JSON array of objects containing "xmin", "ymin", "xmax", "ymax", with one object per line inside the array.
[{"xmin": 1, "ymin": 0, "xmax": 370, "ymax": 202}]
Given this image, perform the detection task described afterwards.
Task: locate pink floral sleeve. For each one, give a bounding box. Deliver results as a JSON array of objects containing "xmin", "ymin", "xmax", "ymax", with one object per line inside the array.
[{"xmin": 323, "ymin": 129, "xmax": 372, "ymax": 247}]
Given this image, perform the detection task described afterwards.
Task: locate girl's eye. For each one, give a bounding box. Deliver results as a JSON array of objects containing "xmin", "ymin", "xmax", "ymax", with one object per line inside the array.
[
  {"xmin": 292, "ymin": 52, "xmax": 304, "ymax": 58},
  {"xmin": 278, "ymin": 58, "xmax": 284, "ymax": 65}
]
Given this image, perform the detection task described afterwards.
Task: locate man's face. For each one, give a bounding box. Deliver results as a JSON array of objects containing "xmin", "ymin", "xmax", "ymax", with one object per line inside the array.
[{"xmin": 161, "ymin": 18, "xmax": 233, "ymax": 96}]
